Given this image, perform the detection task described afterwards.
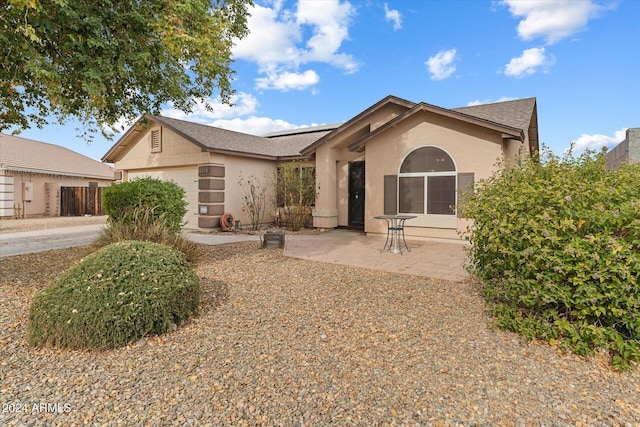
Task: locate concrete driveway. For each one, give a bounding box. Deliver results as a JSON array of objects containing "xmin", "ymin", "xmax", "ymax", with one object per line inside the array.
[{"xmin": 0, "ymin": 224, "xmax": 106, "ymax": 257}]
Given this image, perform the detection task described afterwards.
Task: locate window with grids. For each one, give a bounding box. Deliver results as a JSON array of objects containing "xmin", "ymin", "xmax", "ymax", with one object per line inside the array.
[{"xmin": 398, "ymin": 146, "xmax": 456, "ymax": 215}]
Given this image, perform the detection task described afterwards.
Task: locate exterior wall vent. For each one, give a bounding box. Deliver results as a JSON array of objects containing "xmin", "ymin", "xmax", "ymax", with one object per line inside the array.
[{"xmin": 150, "ymin": 129, "xmax": 161, "ymax": 152}]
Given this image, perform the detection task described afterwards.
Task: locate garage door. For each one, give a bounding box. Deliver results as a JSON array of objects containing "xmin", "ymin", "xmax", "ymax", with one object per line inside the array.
[{"xmin": 128, "ymin": 168, "xmax": 199, "ymax": 229}]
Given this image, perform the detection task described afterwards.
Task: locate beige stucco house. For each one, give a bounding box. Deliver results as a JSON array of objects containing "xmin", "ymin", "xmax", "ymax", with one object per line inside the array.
[
  {"xmin": 103, "ymin": 95, "xmax": 539, "ymax": 240},
  {"xmin": 101, "ymin": 116, "xmax": 336, "ymax": 229},
  {"xmin": 305, "ymin": 95, "xmax": 539, "ymax": 240},
  {"xmin": 0, "ymin": 134, "xmax": 114, "ymax": 218}
]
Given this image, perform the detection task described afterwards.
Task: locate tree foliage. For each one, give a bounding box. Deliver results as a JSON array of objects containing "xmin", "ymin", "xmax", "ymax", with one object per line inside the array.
[
  {"xmin": 462, "ymin": 149, "xmax": 640, "ymax": 370},
  {"xmin": 1, "ymin": 0, "xmax": 252, "ymax": 138}
]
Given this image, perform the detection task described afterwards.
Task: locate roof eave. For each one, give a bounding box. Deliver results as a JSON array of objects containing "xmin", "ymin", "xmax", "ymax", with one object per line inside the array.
[
  {"xmin": 203, "ymin": 147, "xmax": 280, "ymax": 161},
  {"xmin": 300, "ymin": 95, "xmax": 416, "ymax": 156},
  {"xmin": 1, "ymin": 165, "xmax": 114, "ymax": 180},
  {"xmin": 101, "ymin": 115, "xmax": 155, "ymax": 162}
]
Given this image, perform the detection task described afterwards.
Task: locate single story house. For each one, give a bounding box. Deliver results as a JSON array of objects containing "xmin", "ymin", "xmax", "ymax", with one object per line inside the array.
[
  {"xmin": 606, "ymin": 127, "xmax": 639, "ymax": 170},
  {"xmin": 103, "ymin": 95, "xmax": 539, "ymax": 240},
  {"xmin": 101, "ymin": 116, "xmax": 337, "ymax": 229},
  {"xmin": 0, "ymin": 134, "xmax": 115, "ymax": 218}
]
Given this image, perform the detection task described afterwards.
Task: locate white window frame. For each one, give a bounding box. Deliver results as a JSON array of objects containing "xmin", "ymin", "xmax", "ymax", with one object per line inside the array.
[{"xmin": 398, "ymin": 146, "xmax": 457, "ymax": 217}]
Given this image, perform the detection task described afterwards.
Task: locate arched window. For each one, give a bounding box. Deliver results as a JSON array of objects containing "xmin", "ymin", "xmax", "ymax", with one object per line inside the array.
[{"xmin": 398, "ymin": 147, "xmax": 456, "ymax": 215}]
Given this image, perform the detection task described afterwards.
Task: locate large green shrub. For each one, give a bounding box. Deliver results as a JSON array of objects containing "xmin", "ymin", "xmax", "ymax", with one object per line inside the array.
[
  {"xmin": 28, "ymin": 241, "xmax": 200, "ymax": 349},
  {"xmin": 463, "ymin": 150, "xmax": 640, "ymax": 370},
  {"xmin": 102, "ymin": 177, "xmax": 187, "ymax": 232}
]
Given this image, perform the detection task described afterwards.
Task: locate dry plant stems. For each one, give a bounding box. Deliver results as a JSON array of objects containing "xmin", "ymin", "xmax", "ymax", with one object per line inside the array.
[
  {"xmin": 94, "ymin": 206, "xmax": 202, "ymax": 265},
  {"xmin": 275, "ymin": 161, "xmax": 316, "ymax": 231},
  {"xmin": 238, "ymin": 174, "xmax": 268, "ymax": 231}
]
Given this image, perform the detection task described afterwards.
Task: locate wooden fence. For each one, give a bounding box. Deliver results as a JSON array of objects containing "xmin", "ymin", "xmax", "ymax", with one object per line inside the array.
[{"xmin": 60, "ymin": 186, "xmax": 104, "ymax": 216}]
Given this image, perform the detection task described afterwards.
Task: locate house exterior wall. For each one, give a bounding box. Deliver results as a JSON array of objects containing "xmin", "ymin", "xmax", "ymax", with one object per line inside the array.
[
  {"xmin": 607, "ymin": 128, "xmax": 640, "ymax": 169},
  {"xmin": 223, "ymin": 156, "xmax": 277, "ymax": 228},
  {"xmin": 363, "ymin": 113, "xmax": 505, "ymax": 240},
  {"xmin": 111, "ymin": 126, "xmax": 279, "ymax": 230},
  {"xmin": 113, "ymin": 126, "xmax": 210, "ymax": 228},
  {"xmin": 313, "ymin": 143, "xmax": 339, "ymax": 228},
  {"xmin": 0, "ymin": 170, "xmax": 112, "ymax": 218}
]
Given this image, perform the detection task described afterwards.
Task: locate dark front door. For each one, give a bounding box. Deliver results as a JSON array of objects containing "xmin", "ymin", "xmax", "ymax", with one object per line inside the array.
[{"xmin": 348, "ymin": 162, "xmax": 365, "ymax": 228}]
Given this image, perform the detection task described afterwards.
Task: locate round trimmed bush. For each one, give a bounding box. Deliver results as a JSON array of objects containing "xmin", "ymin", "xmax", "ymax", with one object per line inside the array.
[{"xmin": 28, "ymin": 241, "xmax": 200, "ymax": 349}]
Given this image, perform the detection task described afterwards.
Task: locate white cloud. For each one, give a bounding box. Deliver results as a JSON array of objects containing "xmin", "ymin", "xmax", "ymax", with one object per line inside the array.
[
  {"xmin": 501, "ymin": 0, "xmax": 605, "ymax": 44},
  {"xmin": 466, "ymin": 97, "xmax": 518, "ymax": 106},
  {"xmin": 504, "ymin": 47, "xmax": 554, "ymax": 78},
  {"xmin": 159, "ymin": 91, "xmax": 315, "ymax": 136},
  {"xmin": 232, "ymin": 2, "xmax": 300, "ymax": 67},
  {"xmin": 568, "ymin": 128, "xmax": 627, "ymax": 154},
  {"xmin": 426, "ymin": 49, "xmax": 457, "ymax": 80},
  {"xmin": 384, "ymin": 3, "xmax": 402, "ymax": 30},
  {"xmin": 233, "ymin": 0, "xmax": 358, "ymax": 91},
  {"xmin": 255, "ymin": 69, "xmax": 320, "ymax": 91},
  {"xmin": 162, "ymin": 92, "xmax": 260, "ymax": 121},
  {"xmin": 208, "ymin": 116, "xmax": 310, "ymax": 136}
]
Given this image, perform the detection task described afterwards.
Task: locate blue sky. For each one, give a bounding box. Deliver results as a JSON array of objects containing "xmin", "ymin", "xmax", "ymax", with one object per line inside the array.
[{"xmin": 16, "ymin": 0, "xmax": 640, "ymax": 162}]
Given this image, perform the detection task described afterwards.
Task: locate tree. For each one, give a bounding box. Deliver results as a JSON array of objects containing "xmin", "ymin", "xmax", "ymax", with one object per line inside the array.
[{"xmin": 1, "ymin": 0, "xmax": 252, "ymax": 138}]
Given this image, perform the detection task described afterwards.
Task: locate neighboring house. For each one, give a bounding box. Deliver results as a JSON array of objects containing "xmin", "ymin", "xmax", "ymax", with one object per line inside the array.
[
  {"xmin": 606, "ymin": 128, "xmax": 640, "ymax": 170},
  {"xmin": 0, "ymin": 134, "xmax": 115, "ymax": 219},
  {"xmin": 104, "ymin": 95, "xmax": 539, "ymax": 240}
]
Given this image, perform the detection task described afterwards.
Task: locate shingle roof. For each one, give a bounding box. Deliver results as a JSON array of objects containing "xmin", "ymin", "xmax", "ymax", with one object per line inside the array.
[
  {"xmin": 265, "ymin": 125, "xmax": 340, "ymax": 158},
  {"xmin": 453, "ymin": 97, "xmax": 536, "ymax": 132},
  {"xmin": 104, "ymin": 97, "xmax": 538, "ymax": 162},
  {"xmin": 0, "ymin": 133, "xmax": 114, "ymax": 180},
  {"xmin": 145, "ymin": 116, "xmax": 337, "ymax": 159}
]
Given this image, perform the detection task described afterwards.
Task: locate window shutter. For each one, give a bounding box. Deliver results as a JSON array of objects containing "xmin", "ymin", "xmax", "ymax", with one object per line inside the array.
[
  {"xmin": 384, "ymin": 175, "xmax": 397, "ymax": 215},
  {"xmin": 457, "ymin": 173, "xmax": 474, "ymax": 218}
]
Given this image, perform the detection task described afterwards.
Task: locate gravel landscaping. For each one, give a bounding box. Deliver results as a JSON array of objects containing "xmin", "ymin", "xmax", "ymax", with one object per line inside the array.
[{"xmin": 1, "ymin": 243, "xmax": 639, "ymax": 426}]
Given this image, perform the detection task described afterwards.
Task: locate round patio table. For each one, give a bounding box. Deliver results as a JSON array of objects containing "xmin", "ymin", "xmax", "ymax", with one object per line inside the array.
[{"xmin": 374, "ymin": 215, "xmax": 417, "ymax": 254}]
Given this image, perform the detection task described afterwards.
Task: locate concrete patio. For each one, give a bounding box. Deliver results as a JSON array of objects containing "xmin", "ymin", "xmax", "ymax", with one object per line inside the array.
[
  {"xmin": 188, "ymin": 228, "xmax": 471, "ymax": 282},
  {"xmin": 282, "ymin": 229, "xmax": 471, "ymax": 282}
]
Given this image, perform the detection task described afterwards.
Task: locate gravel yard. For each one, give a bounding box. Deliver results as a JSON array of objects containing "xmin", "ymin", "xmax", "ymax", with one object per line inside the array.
[{"xmin": 1, "ymin": 243, "xmax": 639, "ymax": 426}]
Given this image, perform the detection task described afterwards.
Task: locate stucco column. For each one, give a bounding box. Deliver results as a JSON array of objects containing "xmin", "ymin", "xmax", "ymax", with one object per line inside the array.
[{"xmin": 313, "ymin": 145, "xmax": 338, "ymax": 229}]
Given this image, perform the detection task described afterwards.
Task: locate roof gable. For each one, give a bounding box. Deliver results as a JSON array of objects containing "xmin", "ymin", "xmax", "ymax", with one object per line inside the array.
[
  {"xmin": 304, "ymin": 95, "xmax": 538, "ymax": 156},
  {"xmin": 1, "ymin": 133, "xmax": 114, "ymax": 180},
  {"xmin": 300, "ymin": 95, "xmax": 415, "ymax": 155},
  {"xmin": 348, "ymin": 102, "xmax": 525, "ymax": 152}
]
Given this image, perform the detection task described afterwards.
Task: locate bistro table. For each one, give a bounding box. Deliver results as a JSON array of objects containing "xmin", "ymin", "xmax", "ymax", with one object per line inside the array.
[{"xmin": 374, "ymin": 215, "xmax": 417, "ymax": 254}]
